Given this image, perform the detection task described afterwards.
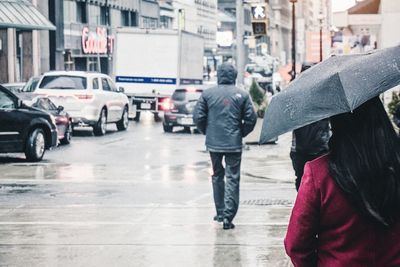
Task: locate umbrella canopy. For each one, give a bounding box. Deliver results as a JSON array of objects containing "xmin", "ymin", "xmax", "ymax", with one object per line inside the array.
[{"xmin": 260, "ymin": 46, "xmax": 400, "ymax": 144}]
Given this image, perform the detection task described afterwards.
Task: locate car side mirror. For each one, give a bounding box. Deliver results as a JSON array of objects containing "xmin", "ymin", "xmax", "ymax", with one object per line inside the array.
[
  {"xmin": 57, "ymin": 105, "xmax": 64, "ymax": 112},
  {"xmin": 119, "ymin": 87, "xmax": 125, "ymax": 93}
]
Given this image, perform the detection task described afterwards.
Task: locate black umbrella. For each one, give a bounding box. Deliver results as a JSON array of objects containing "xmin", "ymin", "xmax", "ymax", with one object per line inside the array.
[{"xmin": 260, "ymin": 46, "xmax": 400, "ymax": 144}]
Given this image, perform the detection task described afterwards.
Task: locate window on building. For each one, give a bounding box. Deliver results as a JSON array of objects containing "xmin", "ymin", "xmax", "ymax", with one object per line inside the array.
[
  {"xmin": 100, "ymin": 6, "xmax": 110, "ymax": 25},
  {"xmin": 160, "ymin": 16, "xmax": 171, "ymax": 29},
  {"xmin": 121, "ymin": 10, "xmax": 130, "ymax": 26},
  {"xmin": 76, "ymin": 2, "xmax": 87, "ymax": 24},
  {"xmin": 142, "ymin": 17, "xmax": 158, "ymax": 29},
  {"xmin": 130, "ymin": 11, "xmax": 138, "ymax": 26}
]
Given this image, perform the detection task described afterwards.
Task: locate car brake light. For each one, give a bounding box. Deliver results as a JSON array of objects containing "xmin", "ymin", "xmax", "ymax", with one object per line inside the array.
[
  {"xmin": 55, "ymin": 116, "xmax": 69, "ymax": 124},
  {"xmin": 160, "ymin": 98, "xmax": 174, "ymax": 111},
  {"xmin": 75, "ymin": 94, "xmax": 94, "ymax": 100}
]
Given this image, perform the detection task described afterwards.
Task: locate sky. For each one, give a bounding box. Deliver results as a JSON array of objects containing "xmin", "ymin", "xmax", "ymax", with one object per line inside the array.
[{"xmin": 332, "ymin": 0, "xmax": 356, "ymax": 12}]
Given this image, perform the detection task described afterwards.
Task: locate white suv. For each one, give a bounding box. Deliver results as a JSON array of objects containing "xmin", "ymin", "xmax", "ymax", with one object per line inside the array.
[{"xmin": 35, "ymin": 71, "xmax": 129, "ymax": 136}]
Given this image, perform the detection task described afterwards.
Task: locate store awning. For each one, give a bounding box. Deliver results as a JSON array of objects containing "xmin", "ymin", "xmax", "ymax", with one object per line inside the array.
[{"xmin": 0, "ymin": 0, "xmax": 56, "ymax": 31}]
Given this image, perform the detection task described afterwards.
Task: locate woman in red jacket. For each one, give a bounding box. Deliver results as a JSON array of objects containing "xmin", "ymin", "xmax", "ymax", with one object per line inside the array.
[{"xmin": 284, "ymin": 97, "xmax": 400, "ymax": 267}]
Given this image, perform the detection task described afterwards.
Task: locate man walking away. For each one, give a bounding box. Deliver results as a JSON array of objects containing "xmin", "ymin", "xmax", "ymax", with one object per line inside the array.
[{"xmin": 194, "ymin": 63, "xmax": 257, "ymax": 230}]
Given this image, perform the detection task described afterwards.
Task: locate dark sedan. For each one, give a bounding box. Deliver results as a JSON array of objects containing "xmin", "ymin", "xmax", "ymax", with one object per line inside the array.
[
  {"xmin": 31, "ymin": 97, "xmax": 72, "ymax": 145},
  {"xmin": 0, "ymin": 85, "xmax": 58, "ymax": 161},
  {"xmin": 17, "ymin": 93, "xmax": 72, "ymax": 145},
  {"xmin": 163, "ymin": 87, "xmax": 203, "ymax": 133}
]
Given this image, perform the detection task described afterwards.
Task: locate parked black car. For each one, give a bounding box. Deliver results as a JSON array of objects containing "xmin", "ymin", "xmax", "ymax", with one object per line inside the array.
[
  {"xmin": 0, "ymin": 85, "xmax": 58, "ymax": 161},
  {"xmin": 163, "ymin": 88, "xmax": 204, "ymax": 133}
]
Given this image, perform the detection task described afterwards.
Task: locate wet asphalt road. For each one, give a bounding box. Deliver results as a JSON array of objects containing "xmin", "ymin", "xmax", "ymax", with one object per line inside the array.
[{"xmin": 0, "ymin": 113, "xmax": 296, "ymax": 266}]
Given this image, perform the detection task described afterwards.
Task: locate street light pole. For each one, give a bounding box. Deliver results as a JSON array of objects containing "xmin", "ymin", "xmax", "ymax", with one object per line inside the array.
[
  {"xmin": 318, "ymin": 13, "xmax": 324, "ymax": 62},
  {"xmin": 236, "ymin": 0, "xmax": 245, "ymax": 87},
  {"xmin": 290, "ymin": 0, "xmax": 297, "ymax": 81}
]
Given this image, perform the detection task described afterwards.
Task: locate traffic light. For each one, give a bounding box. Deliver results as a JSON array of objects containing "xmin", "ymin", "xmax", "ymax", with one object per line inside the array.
[{"xmin": 251, "ymin": 4, "xmax": 268, "ymax": 37}]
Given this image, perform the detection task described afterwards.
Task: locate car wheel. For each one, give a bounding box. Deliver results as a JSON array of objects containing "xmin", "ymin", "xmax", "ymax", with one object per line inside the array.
[
  {"xmin": 184, "ymin": 127, "xmax": 191, "ymax": 133},
  {"xmin": 60, "ymin": 123, "xmax": 72, "ymax": 145},
  {"xmin": 93, "ymin": 108, "xmax": 107, "ymax": 136},
  {"xmin": 163, "ymin": 123, "xmax": 173, "ymax": 133},
  {"xmin": 154, "ymin": 112, "xmax": 162, "ymax": 122},
  {"xmin": 117, "ymin": 107, "xmax": 129, "ymax": 131},
  {"xmin": 25, "ymin": 128, "xmax": 46, "ymax": 162}
]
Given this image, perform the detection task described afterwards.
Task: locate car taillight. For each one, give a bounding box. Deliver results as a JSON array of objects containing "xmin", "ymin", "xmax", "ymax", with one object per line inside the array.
[
  {"xmin": 55, "ymin": 116, "xmax": 69, "ymax": 124},
  {"xmin": 75, "ymin": 94, "xmax": 94, "ymax": 100},
  {"xmin": 160, "ymin": 98, "xmax": 174, "ymax": 111}
]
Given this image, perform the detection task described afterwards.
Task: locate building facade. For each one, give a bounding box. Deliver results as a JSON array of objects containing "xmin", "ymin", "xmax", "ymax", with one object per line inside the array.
[
  {"xmin": 269, "ymin": 0, "xmax": 291, "ymax": 65},
  {"xmin": 217, "ymin": 0, "xmax": 252, "ymax": 65},
  {"xmin": 332, "ymin": 0, "xmax": 400, "ymax": 54},
  {"xmin": 54, "ymin": 0, "xmax": 159, "ymax": 75},
  {"xmin": 172, "ymin": 0, "xmax": 218, "ymax": 54},
  {"xmin": 0, "ymin": 0, "xmax": 55, "ymax": 84}
]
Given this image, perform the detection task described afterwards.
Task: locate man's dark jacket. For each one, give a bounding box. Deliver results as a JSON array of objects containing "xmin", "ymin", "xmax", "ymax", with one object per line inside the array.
[{"xmin": 193, "ymin": 63, "xmax": 257, "ymax": 152}]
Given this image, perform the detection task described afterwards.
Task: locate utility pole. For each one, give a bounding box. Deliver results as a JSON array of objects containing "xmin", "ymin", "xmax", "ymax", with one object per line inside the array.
[
  {"xmin": 236, "ymin": 0, "xmax": 245, "ymax": 87},
  {"xmin": 290, "ymin": 0, "xmax": 297, "ymax": 81}
]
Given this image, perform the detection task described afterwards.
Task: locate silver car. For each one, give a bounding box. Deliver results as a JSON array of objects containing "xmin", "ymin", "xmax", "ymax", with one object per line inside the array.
[{"xmin": 34, "ymin": 71, "xmax": 129, "ymax": 136}]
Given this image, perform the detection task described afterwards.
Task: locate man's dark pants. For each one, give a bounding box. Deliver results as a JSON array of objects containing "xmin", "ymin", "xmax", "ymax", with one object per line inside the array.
[
  {"xmin": 210, "ymin": 152, "xmax": 242, "ymax": 222},
  {"xmin": 290, "ymin": 151, "xmax": 321, "ymax": 191}
]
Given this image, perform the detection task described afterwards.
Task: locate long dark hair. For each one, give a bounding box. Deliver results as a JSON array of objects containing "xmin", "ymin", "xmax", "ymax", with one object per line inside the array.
[{"xmin": 329, "ymin": 97, "xmax": 400, "ymax": 227}]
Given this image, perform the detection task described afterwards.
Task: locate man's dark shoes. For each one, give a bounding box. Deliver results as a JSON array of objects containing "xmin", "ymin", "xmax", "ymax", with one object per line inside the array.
[
  {"xmin": 223, "ymin": 218, "xmax": 235, "ymax": 230},
  {"xmin": 213, "ymin": 215, "xmax": 223, "ymax": 222}
]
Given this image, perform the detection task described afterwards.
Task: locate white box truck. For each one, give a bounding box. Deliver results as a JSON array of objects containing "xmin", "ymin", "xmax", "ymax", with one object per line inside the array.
[{"xmin": 113, "ymin": 28, "xmax": 205, "ymax": 121}]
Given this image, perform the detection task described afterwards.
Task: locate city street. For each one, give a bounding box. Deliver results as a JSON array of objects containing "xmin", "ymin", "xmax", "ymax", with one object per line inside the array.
[{"xmin": 0, "ymin": 114, "xmax": 296, "ymax": 266}]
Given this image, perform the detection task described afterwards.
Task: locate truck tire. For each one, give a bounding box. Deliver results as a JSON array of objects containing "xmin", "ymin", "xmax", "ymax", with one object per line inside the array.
[
  {"xmin": 93, "ymin": 108, "xmax": 107, "ymax": 136},
  {"xmin": 25, "ymin": 128, "xmax": 46, "ymax": 162},
  {"xmin": 133, "ymin": 111, "xmax": 141, "ymax": 122},
  {"xmin": 154, "ymin": 112, "xmax": 162, "ymax": 122},
  {"xmin": 163, "ymin": 124, "xmax": 173, "ymax": 133},
  {"xmin": 117, "ymin": 107, "xmax": 129, "ymax": 131}
]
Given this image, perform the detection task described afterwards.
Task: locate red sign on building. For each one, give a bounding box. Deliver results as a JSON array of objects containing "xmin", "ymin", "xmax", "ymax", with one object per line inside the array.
[{"xmin": 82, "ymin": 27, "xmax": 114, "ymax": 54}]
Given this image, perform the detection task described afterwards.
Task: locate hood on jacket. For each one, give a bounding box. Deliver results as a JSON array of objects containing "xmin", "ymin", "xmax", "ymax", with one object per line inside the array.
[{"xmin": 217, "ymin": 63, "xmax": 237, "ymax": 85}]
